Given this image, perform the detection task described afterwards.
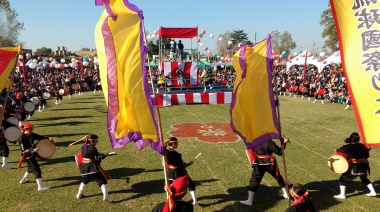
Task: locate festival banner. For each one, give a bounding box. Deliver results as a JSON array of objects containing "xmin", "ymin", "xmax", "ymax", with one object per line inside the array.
[
  {"xmin": 159, "ymin": 62, "xmax": 198, "ymax": 86},
  {"xmin": 330, "ymin": 0, "xmax": 380, "ymax": 147},
  {"xmin": 230, "ymin": 35, "xmax": 281, "ymax": 149},
  {"xmin": 95, "ymin": 0, "xmax": 164, "ymax": 154},
  {"xmin": 0, "ymin": 45, "xmax": 21, "ymax": 90}
]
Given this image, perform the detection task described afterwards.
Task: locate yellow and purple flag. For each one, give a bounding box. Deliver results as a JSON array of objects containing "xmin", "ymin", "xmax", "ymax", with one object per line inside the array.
[
  {"xmin": 330, "ymin": 0, "xmax": 380, "ymax": 147},
  {"xmin": 95, "ymin": 0, "xmax": 164, "ymax": 154},
  {"xmin": 230, "ymin": 35, "xmax": 281, "ymax": 149},
  {"xmin": 0, "ymin": 45, "xmax": 21, "ymax": 90}
]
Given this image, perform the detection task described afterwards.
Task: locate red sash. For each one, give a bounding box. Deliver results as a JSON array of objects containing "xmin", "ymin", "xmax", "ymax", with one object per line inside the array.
[{"xmin": 17, "ymin": 153, "xmax": 27, "ymax": 169}]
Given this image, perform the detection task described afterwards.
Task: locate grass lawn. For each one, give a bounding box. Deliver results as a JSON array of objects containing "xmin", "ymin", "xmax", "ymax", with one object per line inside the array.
[{"xmin": 0, "ymin": 92, "xmax": 379, "ymax": 212}]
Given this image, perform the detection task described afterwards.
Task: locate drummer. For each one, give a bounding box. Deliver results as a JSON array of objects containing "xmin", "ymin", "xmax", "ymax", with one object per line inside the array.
[
  {"xmin": 333, "ymin": 132, "xmax": 376, "ymax": 199},
  {"xmin": 22, "ymin": 90, "xmax": 35, "ymax": 120},
  {"xmin": 54, "ymin": 82, "xmax": 64, "ymax": 105},
  {"xmin": 18, "ymin": 122, "xmax": 54, "ymax": 191},
  {"xmin": 14, "ymin": 92, "xmax": 27, "ymax": 124},
  {"xmin": 36, "ymin": 86, "xmax": 48, "ymax": 112},
  {"xmin": 0, "ymin": 110, "xmax": 17, "ymax": 169}
]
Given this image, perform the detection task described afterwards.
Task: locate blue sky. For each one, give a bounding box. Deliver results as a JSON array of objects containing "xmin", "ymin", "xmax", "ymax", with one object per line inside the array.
[{"xmin": 11, "ymin": 0, "xmax": 329, "ymax": 54}]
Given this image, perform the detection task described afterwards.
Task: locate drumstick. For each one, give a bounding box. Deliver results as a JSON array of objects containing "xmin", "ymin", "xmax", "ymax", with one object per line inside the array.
[
  {"xmin": 68, "ymin": 136, "xmax": 87, "ymax": 147},
  {"xmin": 192, "ymin": 153, "xmax": 202, "ymax": 162},
  {"xmin": 108, "ymin": 152, "xmax": 116, "ymax": 155}
]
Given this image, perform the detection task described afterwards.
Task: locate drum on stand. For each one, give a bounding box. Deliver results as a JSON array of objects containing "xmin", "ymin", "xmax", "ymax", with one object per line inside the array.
[
  {"xmin": 35, "ymin": 139, "xmax": 56, "ymax": 160},
  {"xmin": 4, "ymin": 127, "xmax": 21, "ymax": 142},
  {"xmin": 24, "ymin": 102, "xmax": 35, "ymax": 113},
  {"xmin": 328, "ymin": 152, "xmax": 349, "ymax": 173},
  {"xmin": 6, "ymin": 117, "xmax": 19, "ymax": 126}
]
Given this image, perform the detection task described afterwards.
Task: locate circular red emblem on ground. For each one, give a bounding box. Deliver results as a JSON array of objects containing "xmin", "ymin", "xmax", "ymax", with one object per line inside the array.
[{"xmin": 170, "ymin": 122, "xmax": 239, "ymax": 143}]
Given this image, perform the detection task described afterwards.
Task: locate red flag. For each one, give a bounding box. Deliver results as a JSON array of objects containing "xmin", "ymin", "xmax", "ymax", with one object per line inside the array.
[
  {"xmin": 0, "ymin": 45, "xmax": 22, "ymax": 90},
  {"xmin": 303, "ymin": 53, "xmax": 308, "ymax": 83}
]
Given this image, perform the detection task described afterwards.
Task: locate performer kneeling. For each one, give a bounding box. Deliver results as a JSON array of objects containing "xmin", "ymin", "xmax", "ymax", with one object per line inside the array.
[
  {"xmin": 240, "ymin": 137, "xmax": 290, "ymax": 206},
  {"xmin": 76, "ymin": 134, "xmax": 112, "ymax": 202},
  {"xmin": 19, "ymin": 122, "xmax": 54, "ymax": 190},
  {"xmin": 286, "ymin": 183, "xmax": 315, "ymax": 212},
  {"xmin": 152, "ymin": 175, "xmax": 194, "ymax": 212},
  {"xmin": 165, "ymin": 137, "xmax": 197, "ymax": 205},
  {"xmin": 334, "ymin": 132, "xmax": 376, "ymax": 199}
]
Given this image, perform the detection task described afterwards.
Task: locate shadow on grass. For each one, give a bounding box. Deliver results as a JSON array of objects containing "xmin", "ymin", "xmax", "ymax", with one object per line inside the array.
[
  {"xmin": 110, "ymin": 179, "xmax": 165, "ymax": 203},
  {"xmin": 211, "ymin": 185, "xmax": 286, "ymax": 211},
  {"xmin": 107, "ymin": 167, "xmax": 146, "ymax": 179},
  {"xmin": 302, "ymin": 179, "xmax": 375, "ymax": 211},
  {"xmin": 39, "ymin": 155, "xmax": 74, "ymax": 166},
  {"xmin": 49, "ymin": 107, "xmax": 94, "ymax": 112},
  {"xmin": 38, "ymin": 121, "xmax": 93, "ymax": 128},
  {"xmin": 46, "ymin": 175, "xmax": 79, "ymax": 188},
  {"xmin": 31, "ymin": 115, "xmax": 94, "ymax": 122}
]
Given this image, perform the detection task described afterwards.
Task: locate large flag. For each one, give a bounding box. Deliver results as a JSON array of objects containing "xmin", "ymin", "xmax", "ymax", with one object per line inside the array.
[
  {"xmin": 0, "ymin": 45, "xmax": 21, "ymax": 90},
  {"xmin": 95, "ymin": 0, "xmax": 164, "ymax": 154},
  {"xmin": 159, "ymin": 62, "xmax": 198, "ymax": 86},
  {"xmin": 230, "ymin": 35, "xmax": 281, "ymax": 149},
  {"xmin": 330, "ymin": 0, "xmax": 380, "ymax": 147}
]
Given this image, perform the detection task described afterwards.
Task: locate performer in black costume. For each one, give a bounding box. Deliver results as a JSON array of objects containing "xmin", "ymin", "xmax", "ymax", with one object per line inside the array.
[
  {"xmin": 18, "ymin": 122, "xmax": 53, "ymax": 190},
  {"xmin": 286, "ymin": 183, "xmax": 315, "ymax": 212},
  {"xmin": 0, "ymin": 118, "xmax": 17, "ymax": 169},
  {"xmin": 240, "ymin": 137, "xmax": 290, "ymax": 206},
  {"xmin": 36, "ymin": 86, "xmax": 48, "ymax": 112},
  {"xmin": 333, "ymin": 132, "xmax": 376, "ymax": 199},
  {"xmin": 165, "ymin": 137, "xmax": 197, "ymax": 205},
  {"xmin": 152, "ymin": 175, "xmax": 194, "ymax": 212},
  {"xmin": 76, "ymin": 134, "xmax": 112, "ymax": 202}
]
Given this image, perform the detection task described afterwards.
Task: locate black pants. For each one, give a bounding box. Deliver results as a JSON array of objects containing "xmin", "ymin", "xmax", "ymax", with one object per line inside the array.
[
  {"xmin": 339, "ymin": 172, "xmax": 371, "ymax": 186},
  {"xmin": 81, "ymin": 171, "xmax": 107, "ymax": 186},
  {"xmin": 56, "ymin": 94, "xmax": 62, "ymax": 101},
  {"xmin": 0, "ymin": 142, "xmax": 9, "ymax": 157},
  {"xmin": 249, "ymin": 164, "xmax": 286, "ymax": 192},
  {"xmin": 26, "ymin": 157, "xmax": 42, "ymax": 179}
]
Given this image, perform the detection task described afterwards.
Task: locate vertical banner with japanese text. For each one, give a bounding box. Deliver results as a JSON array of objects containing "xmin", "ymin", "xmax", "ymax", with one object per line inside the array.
[{"xmin": 330, "ymin": 0, "xmax": 380, "ymax": 147}]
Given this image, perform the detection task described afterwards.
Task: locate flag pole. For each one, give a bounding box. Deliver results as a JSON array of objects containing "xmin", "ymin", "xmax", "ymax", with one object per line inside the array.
[
  {"xmin": 142, "ymin": 20, "xmax": 169, "ymax": 198},
  {"xmin": 273, "ymin": 72, "xmax": 291, "ymax": 207}
]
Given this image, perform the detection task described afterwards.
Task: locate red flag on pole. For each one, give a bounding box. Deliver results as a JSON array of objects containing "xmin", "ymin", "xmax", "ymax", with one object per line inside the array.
[{"xmin": 303, "ymin": 52, "xmax": 308, "ymax": 83}]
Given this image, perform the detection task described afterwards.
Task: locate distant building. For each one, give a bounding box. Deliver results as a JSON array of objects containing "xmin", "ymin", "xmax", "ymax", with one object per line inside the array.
[
  {"xmin": 55, "ymin": 46, "xmax": 67, "ymax": 56},
  {"xmin": 74, "ymin": 50, "xmax": 97, "ymax": 58}
]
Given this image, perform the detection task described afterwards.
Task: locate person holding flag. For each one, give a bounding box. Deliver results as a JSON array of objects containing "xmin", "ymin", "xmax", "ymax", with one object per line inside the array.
[
  {"xmin": 240, "ymin": 137, "xmax": 290, "ymax": 206},
  {"xmin": 152, "ymin": 175, "xmax": 194, "ymax": 212}
]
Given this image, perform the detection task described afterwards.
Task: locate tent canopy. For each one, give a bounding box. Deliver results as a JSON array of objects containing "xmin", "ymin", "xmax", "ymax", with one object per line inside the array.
[{"xmin": 158, "ymin": 26, "xmax": 198, "ymax": 39}]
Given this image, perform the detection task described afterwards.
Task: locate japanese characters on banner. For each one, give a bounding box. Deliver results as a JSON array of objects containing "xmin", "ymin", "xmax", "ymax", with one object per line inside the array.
[{"xmin": 330, "ymin": 0, "xmax": 380, "ymax": 147}]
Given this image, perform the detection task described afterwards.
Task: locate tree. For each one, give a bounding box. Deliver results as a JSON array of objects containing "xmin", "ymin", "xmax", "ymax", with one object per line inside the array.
[
  {"xmin": 215, "ymin": 31, "xmax": 231, "ymax": 56},
  {"xmin": 147, "ymin": 40, "xmax": 159, "ymax": 59},
  {"xmin": 0, "ymin": 0, "xmax": 24, "ymax": 47},
  {"xmin": 270, "ymin": 30, "xmax": 296, "ymax": 54},
  {"xmin": 320, "ymin": 3, "xmax": 338, "ymax": 53},
  {"xmin": 36, "ymin": 47, "xmax": 53, "ymax": 56},
  {"xmin": 230, "ymin": 29, "xmax": 250, "ymax": 44},
  {"xmin": 81, "ymin": 47, "xmax": 91, "ymax": 51}
]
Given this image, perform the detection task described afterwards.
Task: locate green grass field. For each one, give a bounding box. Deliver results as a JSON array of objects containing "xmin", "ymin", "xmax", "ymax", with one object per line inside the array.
[{"xmin": 0, "ymin": 92, "xmax": 379, "ymax": 212}]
